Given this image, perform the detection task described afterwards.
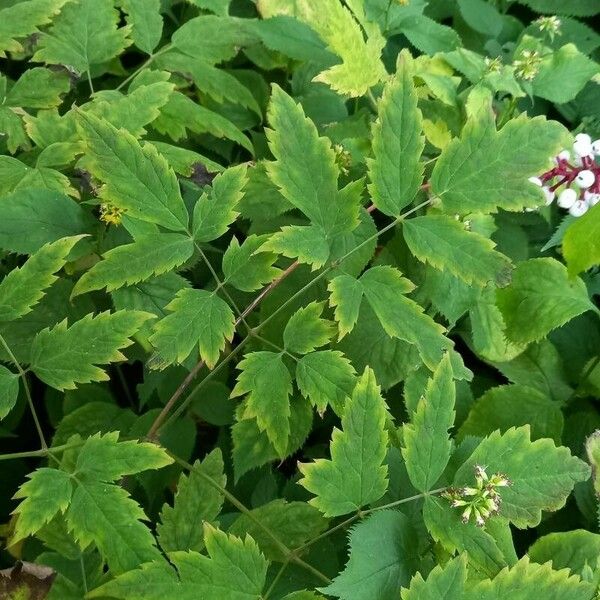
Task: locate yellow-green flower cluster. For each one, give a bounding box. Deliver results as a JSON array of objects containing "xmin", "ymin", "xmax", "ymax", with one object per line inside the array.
[{"xmin": 443, "ymin": 465, "xmax": 511, "ymax": 527}]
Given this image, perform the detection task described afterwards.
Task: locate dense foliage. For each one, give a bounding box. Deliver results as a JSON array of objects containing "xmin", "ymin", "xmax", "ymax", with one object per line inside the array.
[{"xmin": 1, "ymin": 0, "xmax": 600, "ymax": 598}]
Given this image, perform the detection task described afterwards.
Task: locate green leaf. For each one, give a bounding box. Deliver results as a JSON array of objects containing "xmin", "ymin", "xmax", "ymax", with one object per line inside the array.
[
  {"xmin": 77, "ymin": 111, "xmax": 189, "ymax": 232},
  {"xmin": 298, "ymin": 367, "xmax": 388, "ymax": 517},
  {"xmin": 457, "ymin": 0, "xmax": 502, "ymax": 37},
  {"xmin": 284, "ymin": 302, "xmax": 336, "ymax": 354},
  {"xmin": 66, "ymin": 480, "xmax": 162, "ymax": 574},
  {"xmin": 0, "ymin": 106, "xmax": 28, "ymax": 154},
  {"xmin": 403, "ymin": 215, "xmax": 512, "ymax": 287},
  {"xmin": 0, "ymin": 0, "xmax": 69, "ymax": 56},
  {"xmin": 401, "ymin": 555, "xmax": 467, "ymax": 600},
  {"xmin": 172, "ymin": 15, "xmax": 256, "ymax": 64},
  {"xmin": 563, "ymin": 203, "xmax": 600, "ymax": 276},
  {"xmin": 30, "ymin": 310, "xmax": 153, "ymax": 391},
  {"xmin": 297, "ymin": 0, "xmax": 386, "ymax": 97},
  {"xmin": 0, "ymin": 236, "xmax": 84, "ymax": 323},
  {"xmin": 266, "ymin": 85, "xmax": 359, "ymax": 238},
  {"xmin": 228, "ymin": 499, "xmax": 327, "ymax": 562},
  {"xmin": 328, "ymin": 275, "xmax": 364, "ymax": 339},
  {"xmin": 252, "ymin": 15, "xmax": 335, "ymax": 63},
  {"xmin": 232, "ymin": 396, "xmax": 313, "ymax": 480},
  {"xmin": 459, "ymin": 384, "xmax": 564, "ymax": 444},
  {"xmin": 33, "ymin": 0, "xmax": 130, "ymax": 74},
  {"xmin": 149, "ymin": 289, "xmax": 235, "ymax": 370},
  {"xmin": 222, "ymin": 235, "xmax": 280, "ymax": 293},
  {"xmin": 12, "ymin": 468, "xmax": 73, "ymax": 543},
  {"xmin": 516, "ymin": 0, "xmax": 598, "ymax": 16},
  {"xmin": 86, "ymin": 79, "xmax": 174, "ymax": 138},
  {"xmin": 423, "ymin": 496, "xmax": 507, "ymax": 578},
  {"xmin": 431, "ymin": 110, "xmax": 568, "ymax": 214},
  {"xmin": 88, "ymin": 525, "xmax": 268, "ymax": 599},
  {"xmin": 360, "ymin": 266, "xmax": 454, "ymax": 371},
  {"xmin": 463, "ymin": 557, "xmax": 595, "ymax": 600},
  {"xmin": 72, "ymin": 234, "xmax": 193, "ymax": 297},
  {"xmin": 74, "ymin": 432, "xmax": 173, "ymax": 481},
  {"xmin": 157, "ymin": 449, "xmax": 225, "ymax": 553},
  {"xmin": 496, "ymin": 258, "xmax": 595, "ymax": 345},
  {"xmin": 585, "ymin": 431, "xmax": 600, "ymax": 495},
  {"xmin": 0, "ymin": 189, "xmax": 93, "ymax": 254},
  {"xmin": 402, "ymin": 354, "xmax": 455, "ymax": 492},
  {"xmin": 529, "ymin": 530, "xmax": 600, "ymax": 576},
  {"xmin": 322, "ymin": 511, "xmax": 420, "ymax": 600},
  {"xmin": 262, "ymin": 224, "xmax": 331, "ymax": 270},
  {"xmin": 192, "ymin": 165, "xmax": 247, "ymax": 243},
  {"xmin": 112, "ymin": 273, "xmax": 190, "ymax": 340},
  {"xmin": 0, "ymin": 156, "xmax": 77, "ymax": 198},
  {"xmin": 4, "ymin": 67, "xmax": 70, "ymax": 109},
  {"xmin": 454, "ymin": 426, "xmax": 591, "ymax": 528},
  {"xmin": 399, "ymin": 15, "xmax": 461, "ymax": 54},
  {"xmin": 531, "ymin": 43, "xmax": 599, "ymax": 104},
  {"xmin": 120, "ymin": 0, "xmax": 163, "ymax": 55},
  {"xmin": 296, "ymin": 350, "xmax": 356, "ymax": 415},
  {"xmin": 231, "ymin": 351, "xmax": 293, "ymax": 456},
  {"xmin": 188, "ymin": 0, "xmax": 231, "ymax": 16},
  {"xmin": 368, "ymin": 53, "xmax": 424, "ymax": 217},
  {"xmin": 0, "ymin": 365, "xmax": 19, "ymax": 420}
]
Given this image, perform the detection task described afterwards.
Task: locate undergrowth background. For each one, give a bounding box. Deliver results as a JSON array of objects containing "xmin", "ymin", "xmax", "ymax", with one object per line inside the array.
[{"xmin": 1, "ymin": 0, "xmax": 600, "ymax": 598}]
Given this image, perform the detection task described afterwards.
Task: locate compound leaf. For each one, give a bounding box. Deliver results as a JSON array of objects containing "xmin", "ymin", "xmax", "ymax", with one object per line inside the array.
[
  {"xmin": 402, "ymin": 354, "xmax": 455, "ymax": 492},
  {"xmin": 158, "ymin": 449, "xmax": 226, "ymax": 553},
  {"xmin": 88, "ymin": 525, "xmax": 268, "ymax": 599},
  {"xmin": 430, "ymin": 109, "xmax": 568, "ymax": 214},
  {"xmin": 296, "ymin": 350, "xmax": 356, "ymax": 415},
  {"xmin": 0, "ymin": 236, "xmax": 84, "ymax": 322},
  {"xmin": 120, "ymin": 0, "xmax": 163, "ymax": 55},
  {"xmin": 496, "ymin": 258, "xmax": 595, "ymax": 345},
  {"xmin": 283, "ymin": 302, "xmax": 336, "ymax": 354},
  {"xmin": 298, "ymin": 367, "xmax": 388, "ymax": 517},
  {"xmin": 368, "ymin": 53, "xmax": 424, "ymax": 217},
  {"xmin": 454, "ymin": 426, "xmax": 591, "ymax": 528},
  {"xmin": 231, "ymin": 351, "xmax": 293, "ymax": 456},
  {"xmin": 73, "ymin": 234, "xmax": 193, "ymax": 297},
  {"xmin": 30, "ymin": 310, "xmax": 153, "ymax": 390},
  {"xmin": 33, "ymin": 0, "xmax": 130, "ymax": 74},
  {"xmin": 149, "ymin": 289, "xmax": 235, "ymax": 370},
  {"xmin": 403, "ymin": 215, "xmax": 512, "ymax": 287},
  {"xmin": 322, "ymin": 511, "xmax": 420, "ymax": 600},
  {"xmin": 77, "ymin": 111, "xmax": 188, "ymax": 232}
]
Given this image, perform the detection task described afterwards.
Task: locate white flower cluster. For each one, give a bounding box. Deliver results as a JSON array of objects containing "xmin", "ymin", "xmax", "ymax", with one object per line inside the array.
[{"xmin": 529, "ymin": 133, "xmax": 600, "ymax": 218}]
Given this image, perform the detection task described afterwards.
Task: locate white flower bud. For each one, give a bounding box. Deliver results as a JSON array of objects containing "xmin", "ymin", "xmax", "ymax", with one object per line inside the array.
[
  {"xmin": 585, "ymin": 191, "xmax": 600, "ymax": 207},
  {"xmin": 575, "ymin": 133, "xmax": 592, "ymax": 145},
  {"xmin": 542, "ymin": 186, "xmax": 555, "ymax": 205},
  {"xmin": 575, "ymin": 170, "xmax": 595, "ymax": 189},
  {"xmin": 569, "ymin": 200, "xmax": 589, "ymax": 217},
  {"xmin": 592, "ymin": 140, "xmax": 600, "ymax": 156},
  {"xmin": 573, "ymin": 140, "xmax": 593, "ymax": 158},
  {"xmin": 528, "ymin": 176, "xmax": 542, "ymax": 186},
  {"xmin": 556, "ymin": 150, "xmax": 570, "ymax": 162},
  {"xmin": 557, "ymin": 188, "xmax": 577, "ymax": 208}
]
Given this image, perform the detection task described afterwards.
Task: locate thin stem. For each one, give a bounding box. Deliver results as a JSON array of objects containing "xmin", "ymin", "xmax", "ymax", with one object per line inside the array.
[
  {"xmin": 363, "ymin": 487, "xmax": 446, "ymax": 514},
  {"xmin": 79, "ymin": 555, "xmax": 88, "ymax": 594},
  {"xmin": 168, "ymin": 452, "xmax": 331, "ymax": 584},
  {"xmin": 367, "ymin": 89, "xmax": 378, "ymax": 112},
  {"xmin": 115, "ymin": 43, "xmax": 173, "ymax": 92},
  {"xmin": 146, "ymin": 197, "xmax": 432, "ymax": 439},
  {"xmin": 161, "ymin": 339, "xmax": 249, "ymax": 431},
  {"xmin": 252, "ymin": 333, "xmax": 297, "ymax": 362},
  {"xmin": 264, "ymin": 559, "xmax": 290, "ymax": 599},
  {"xmin": 293, "ymin": 513, "xmax": 358, "ymax": 554},
  {"xmin": 0, "ymin": 439, "xmax": 86, "ymax": 462},
  {"xmin": 0, "ymin": 333, "xmax": 47, "ymax": 450},
  {"xmin": 86, "ymin": 70, "xmax": 94, "ymax": 95}
]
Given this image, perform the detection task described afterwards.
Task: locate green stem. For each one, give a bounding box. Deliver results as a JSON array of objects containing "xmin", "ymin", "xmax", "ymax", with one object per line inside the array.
[
  {"xmin": 169, "ymin": 453, "xmax": 331, "ymax": 584},
  {"xmin": 264, "ymin": 559, "xmax": 290, "ymax": 599},
  {"xmin": 86, "ymin": 70, "xmax": 95, "ymax": 95},
  {"xmin": 115, "ymin": 43, "xmax": 173, "ymax": 92},
  {"xmin": 0, "ymin": 333, "xmax": 47, "ymax": 450},
  {"xmin": 0, "ymin": 439, "xmax": 86, "ymax": 462}
]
